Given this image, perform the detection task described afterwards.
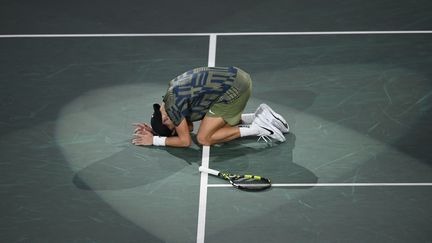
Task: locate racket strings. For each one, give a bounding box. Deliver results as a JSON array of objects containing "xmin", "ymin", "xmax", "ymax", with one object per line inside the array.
[
  {"xmin": 232, "ymin": 176, "xmax": 271, "ymax": 189},
  {"xmin": 220, "ymin": 172, "xmax": 271, "ymax": 190},
  {"xmin": 234, "ymin": 176, "xmax": 260, "ymax": 183}
]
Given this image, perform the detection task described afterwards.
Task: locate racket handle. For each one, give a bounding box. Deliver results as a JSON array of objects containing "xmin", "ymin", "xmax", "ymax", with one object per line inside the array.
[{"xmin": 199, "ymin": 166, "xmax": 220, "ymax": 176}]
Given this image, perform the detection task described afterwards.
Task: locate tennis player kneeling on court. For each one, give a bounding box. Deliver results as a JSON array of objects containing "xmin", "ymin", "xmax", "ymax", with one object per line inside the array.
[{"xmin": 132, "ymin": 67, "xmax": 289, "ymax": 147}]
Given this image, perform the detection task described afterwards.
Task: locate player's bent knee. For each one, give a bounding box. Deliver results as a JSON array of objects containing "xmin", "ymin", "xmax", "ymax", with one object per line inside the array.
[{"xmin": 197, "ymin": 133, "xmax": 213, "ymax": 146}]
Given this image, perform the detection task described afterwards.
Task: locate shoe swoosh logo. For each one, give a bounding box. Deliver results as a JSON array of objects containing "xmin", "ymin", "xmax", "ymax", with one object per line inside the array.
[
  {"xmin": 209, "ymin": 110, "xmax": 215, "ymax": 115},
  {"xmin": 271, "ymin": 113, "xmax": 288, "ymax": 128},
  {"xmin": 260, "ymin": 126, "xmax": 274, "ymax": 135}
]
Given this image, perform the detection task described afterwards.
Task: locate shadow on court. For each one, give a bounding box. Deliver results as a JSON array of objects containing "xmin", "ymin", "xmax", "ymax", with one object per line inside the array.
[
  {"xmin": 73, "ymin": 133, "xmax": 318, "ymax": 191},
  {"xmin": 210, "ymin": 133, "xmax": 318, "ymax": 187},
  {"xmin": 72, "ymin": 144, "xmax": 190, "ymax": 190},
  {"xmin": 163, "ymin": 133, "xmax": 318, "ymax": 188}
]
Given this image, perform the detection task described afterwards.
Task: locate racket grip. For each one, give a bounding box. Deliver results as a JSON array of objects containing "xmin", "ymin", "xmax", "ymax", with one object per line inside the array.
[{"xmin": 199, "ymin": 166, "xmax": 220, "ymax": 176}]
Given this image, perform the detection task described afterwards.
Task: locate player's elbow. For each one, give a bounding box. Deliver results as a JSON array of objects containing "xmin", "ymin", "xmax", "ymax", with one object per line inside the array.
[
  {"xmin": 182, "ymin": 141, "xmax": 192, "ymax": 148},
  {"xmin": 179, "ymin": 138, "xmax": 192, "ymax": 147}
]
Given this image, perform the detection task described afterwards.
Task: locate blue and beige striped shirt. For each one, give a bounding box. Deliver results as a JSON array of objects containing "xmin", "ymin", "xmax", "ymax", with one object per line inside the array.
[{"xmin": 163, "ymin": 67, "xmax": 239, "ymax": 126}]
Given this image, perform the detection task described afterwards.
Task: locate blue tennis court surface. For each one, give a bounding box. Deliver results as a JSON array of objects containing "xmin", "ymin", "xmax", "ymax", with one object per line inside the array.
[{"xmin": 1, "ymin": 1, "xmax": 432, "ymax": 242}]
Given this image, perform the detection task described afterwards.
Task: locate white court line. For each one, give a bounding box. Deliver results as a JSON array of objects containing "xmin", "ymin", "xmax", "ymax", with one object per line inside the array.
[
  {"xmin": 207, "ymin": 183, "xmax": 432, "ymax": 188},
  {"xmin": 1, "ymin": 30, "xmax": 432, "ymax": 38},
  {"xmin": 196, "ymin": 146, "xmax": 210, "ymax": 243},
  {"xmin": 196, "ymin": 34, "xmax": 217, "ymax": 243},
  {"xmin": 207, "ymin": 34, "xmax": 217, "ymax": 67}
]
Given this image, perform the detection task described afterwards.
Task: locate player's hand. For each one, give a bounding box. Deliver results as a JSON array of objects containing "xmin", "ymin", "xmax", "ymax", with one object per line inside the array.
[
  {"xmin": 133, "ymin": 123, "xmax": 153, "ymax": 135},
  {"xmin": 132, "ymin": 130, "xmax": 153, "ymax": 146}
]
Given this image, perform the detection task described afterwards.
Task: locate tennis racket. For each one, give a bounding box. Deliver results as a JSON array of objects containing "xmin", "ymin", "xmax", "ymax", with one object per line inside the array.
[{"xmin": 199, "ymin": 166, "xmax": 271, "ymax": 191}]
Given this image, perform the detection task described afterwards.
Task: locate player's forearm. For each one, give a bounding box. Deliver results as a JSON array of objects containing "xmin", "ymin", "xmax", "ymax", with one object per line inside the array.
[
  {"xmin": 165, "ymin": 135, "xmax": 191, "ymax": 147},
  {"xmin": 163, "ymin": 118, "xmax": 192, "ymax": 147}
]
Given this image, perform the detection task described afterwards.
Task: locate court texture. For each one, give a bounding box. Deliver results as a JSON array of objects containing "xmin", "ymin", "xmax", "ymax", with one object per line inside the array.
[{"xmin": 1, "ymin": 1, "xmax": 432, "ymax": 242}]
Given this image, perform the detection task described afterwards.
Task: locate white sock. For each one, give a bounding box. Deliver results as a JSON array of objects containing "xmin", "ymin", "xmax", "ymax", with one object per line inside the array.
[
  {"xmin": 241, "ymin": 113, "xmax": 255, "ymax": 124},
  {"xmin": 239, "ymin": 124, "xmax": 260, "ymax": 137}
]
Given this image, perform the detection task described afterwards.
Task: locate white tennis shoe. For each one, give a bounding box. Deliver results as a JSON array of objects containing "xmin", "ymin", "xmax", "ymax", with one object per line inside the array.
[
  {"xmin": 255, "ymin": 103, "xmax": 289, "ymax": 133},
  {"xmin": 251, "ymin": 115, "xmax": 286, "ymax": 143}
]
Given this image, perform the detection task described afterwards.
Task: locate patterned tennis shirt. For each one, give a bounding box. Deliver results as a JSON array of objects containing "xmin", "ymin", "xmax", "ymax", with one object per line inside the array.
[{"xmin": 163, "ymin": 67, "xmax": 239, "ymax": 126}]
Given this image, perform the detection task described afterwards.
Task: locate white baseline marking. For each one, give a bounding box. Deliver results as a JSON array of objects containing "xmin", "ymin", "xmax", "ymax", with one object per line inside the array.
[
  {"xmin": 196, "ymin": 34, "xmax": 217, "ymax": 243},
  {"xmin": 207, "ymin": 183, "xmax": 432, "ymax": 187},
  {"xmin": 1, "ymin": 30, "xmax": 432, "ymax": 38}
]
